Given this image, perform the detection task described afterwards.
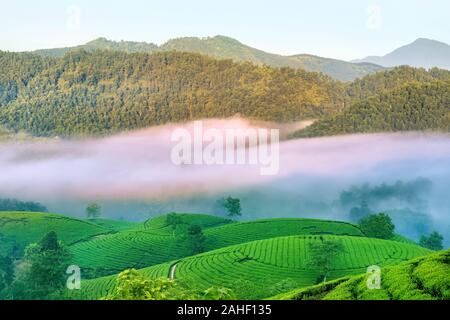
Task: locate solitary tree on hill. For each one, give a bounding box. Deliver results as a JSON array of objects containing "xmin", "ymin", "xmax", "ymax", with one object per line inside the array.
[
  {"xmin": 222, "ymin": 197, "xmax": 242, "ymax": 218},
  {"xmin": 358, "ymin": 213, "xmax": 395, "ymax": 239},
  {"xmin": 86, "ymin": 203, "xmax": 101, "ymax": 219},
  {"xmin": 166, "ymin": 213, "xmax": 184, "ymax": 237},
  {"xmin": 308, "ymin": 238, "xmax": 345, "ymax": 283}
]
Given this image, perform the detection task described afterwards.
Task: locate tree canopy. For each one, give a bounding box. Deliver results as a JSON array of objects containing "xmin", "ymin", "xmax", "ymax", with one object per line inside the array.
[
  {"xmin": 0, "ymin": 50, "xmax": 345, "ymax": 137},
  {"xmin": 358, "ymin": 213, "xmax": 395, "ymax": 240}
]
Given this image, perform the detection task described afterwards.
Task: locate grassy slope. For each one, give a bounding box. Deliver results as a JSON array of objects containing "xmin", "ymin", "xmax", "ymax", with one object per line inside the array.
[
  {"xmin": 0, "ymin": 212, "xmax": 110, "ymax": 256},
  {"xmin": 73, "ymin": 234, "xmax": 430, "ymax": 300},
  {"xmin": 273, "ymin": 249, "xmax": 449, "ymax": 300},
  {"xmin": 68, "ymin": 215, "xmax": 363, "ymax": 276}
]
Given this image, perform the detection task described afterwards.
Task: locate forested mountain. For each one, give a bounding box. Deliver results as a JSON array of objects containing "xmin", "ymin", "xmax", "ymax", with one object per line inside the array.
[
  {"xmin": 0, "ymin": 50, "xmax": 345, "ymax": 137},
  {"xmin": 294, "ymin": 80, "xmax": 450, "ymax": 137},
  {"xmin": 32, "ymin": 36, "xmax": 385, "ymax": 81},
  {"xmin": 353, "ymin": 38, "xmax": 450, "ymax": 70},
  {"xmin": 1, "ymin": 50, "xmax": 448, "ymax": 138},
  {"xmin": 347, "ymin": 66, "xmax": 450, "ymax": 100},
  {"xmin": 33, "ymin": 37, "xmax": 158, "ymax": 57}
]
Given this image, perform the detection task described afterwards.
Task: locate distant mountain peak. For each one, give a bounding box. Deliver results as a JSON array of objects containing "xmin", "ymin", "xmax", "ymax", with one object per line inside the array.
[{"xmin": 353, "ymin": 38, "xmax": 450, "ymax": 70}]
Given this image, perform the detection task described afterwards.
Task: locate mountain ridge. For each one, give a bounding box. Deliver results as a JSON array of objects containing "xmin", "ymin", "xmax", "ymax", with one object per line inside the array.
[{"xmin": 31, "ymin": 35, "xmax": 385, "ymax": 82}]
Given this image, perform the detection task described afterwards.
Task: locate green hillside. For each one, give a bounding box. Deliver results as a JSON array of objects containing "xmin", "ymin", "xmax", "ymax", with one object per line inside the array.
[
  {"xmin": 294, "ymin": 80, "xmax": 450, "ymax": 137},
  {"xmin": 68, "ymin": 215, "xmax": 363, "ymax": 277},
  {"xmin": 141, "ymin": 213, "xmax": 232, "ymax": 233},
  {"xmin": 32, "ymin": 36, "xmax": 385, "ymax": 81},
  {"xmin": 204, "ymin": 218, "xmax": 362, "ymax": 249},
  {"xmin": 0, "ymin": 50, "xmax": 345, "ymax": 137},
  {"xmin": 72, "ymin": 234, "xmax": 430, "ymax": 300},
  {"xmin": 346, "ymin": 65, "xmax": 450, "ymax": 100},
  {"xmin": 0, "ymin": 212, "xmax": 109, "ymax": 256},
  {"xmin": 274, "ymin": 249, "xmax": 449, "ymax": 300},
  {"xmin": 85, "ymin": 219, "xmax": 139, "ymax": 232}
]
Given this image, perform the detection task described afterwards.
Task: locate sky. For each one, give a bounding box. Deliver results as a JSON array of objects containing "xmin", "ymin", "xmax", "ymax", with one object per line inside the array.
[{"xmin": 1, "ymin": 0, "xmax": 449, "ymax": 61}]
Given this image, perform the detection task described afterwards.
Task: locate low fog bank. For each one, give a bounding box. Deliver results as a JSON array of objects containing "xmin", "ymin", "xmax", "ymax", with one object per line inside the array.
[{"xmin": 1, "ymin": 119, "xmax": 450, "ymax": 246}]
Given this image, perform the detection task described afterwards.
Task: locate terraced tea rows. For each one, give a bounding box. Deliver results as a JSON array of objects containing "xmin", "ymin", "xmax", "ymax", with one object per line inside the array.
[
  {"xmin": 275, "ymin": 249, "xmax": 450, "ymax": 300},
  {"xmin": 88, "ymin": 219, "xmax": 139, "ymax": 232},
  {"xmin": 140, "ymin": 213, "xmax": 233, "ymax": 233},
  {"xmin": 204, "ymin": 218, "xmax": 363, "ymax": 250},
  {"xmin": 70, "ymin": 231, "xmax": 189, "ymax": 275},
  {"xmin": 0, "ymin": 212, "xmax": 109, "ymax": 256},
  {"xmin": 173, "ymin": 235, "xmax": 430, "ymax": 298},
  {"xmin": 75, "ymin": 234, "xmax": 431, "ymax": 299},
  {"xmin": 69, "ymin": 214, "xmax": 233, "ymax": 275},
  {"xmin": 71, "ymin": 262, "xmax": 172, "ymax": 299},
  {"xmin": 69, "ymin": 215, "xmax": 365, "ymax": 277}
]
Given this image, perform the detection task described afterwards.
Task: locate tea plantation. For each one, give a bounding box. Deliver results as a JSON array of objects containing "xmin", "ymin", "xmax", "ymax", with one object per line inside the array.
[
  {"xmin": 72, "ymin": 234, "xmax": 431, "ymax": 299},
  {"xmin": 0, "ymin": 212, "xmax": 110, "ymax": 256},
  {"xmin": 68, "ymin": 215, "xmax": 365, "ymax": 276},
  {"xmin": 274, "ymin": 249, "xmax": 449, "ymax": 300}
]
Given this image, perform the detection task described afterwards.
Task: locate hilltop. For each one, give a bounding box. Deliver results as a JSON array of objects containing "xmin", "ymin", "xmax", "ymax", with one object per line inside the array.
[
  {"xmin": 32, "ymin": 35, "xmax": 385, "ymax": 81},
  {"xmin": 294, "ymin": 66, "xmax": 450, "ymax": 137}
]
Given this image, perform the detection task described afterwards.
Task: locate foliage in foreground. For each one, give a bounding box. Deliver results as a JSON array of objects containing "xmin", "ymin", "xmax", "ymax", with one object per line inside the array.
[
  {"xmin": 5, "ymin": 231, "xmax": 72, "ymax": 300},
  {"xmin": 104, "ymin": 269, "xmax": 236, "ymax": 300}
]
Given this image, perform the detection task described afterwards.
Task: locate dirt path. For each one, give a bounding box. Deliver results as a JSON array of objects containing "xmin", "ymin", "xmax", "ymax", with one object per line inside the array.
[{"xmin": 169, "ymin": 263, "xmax": 178, "ymax": 280}]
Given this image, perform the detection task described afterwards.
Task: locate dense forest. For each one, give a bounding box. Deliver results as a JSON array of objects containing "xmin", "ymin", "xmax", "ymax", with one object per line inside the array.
[
  {"xmin": 295, "ymin": 80, "xmax": 450, "ymax": 137},
  {"xmin": 346, "ymin": 66, "xmax": 450, "ymax": 100},
  {"xmin": 0, "ymin": 50, "xmax": 448, "ymax": 138},
  {"xmin": 0, "ymin": 50, "xmax": 345, "ymax": 137}
]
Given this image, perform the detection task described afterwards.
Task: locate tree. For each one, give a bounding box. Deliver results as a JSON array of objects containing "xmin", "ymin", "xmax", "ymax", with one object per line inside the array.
[
  {"xmin": 105, "ymin": 269, "xmax": 194, "ymax": 300},
  {"xmin": 0, "ymin": 198, "xmax": 48, "ymax": 212},
  {"xmin": 10, "ymin": 231, "xmax": 72, "ymax": 299},
  {"xmin": 419, "ymin": 231, "xmax": 444, "ymax": 251},
  {"xmin": 185, "ymin": 225, "xmax": 206, "ymax": 255},
  {"xmin": 308, "ymin": 239, "xmax": 345, "ymax": 283},
  {"xmin": 358, "ymin": 213, "xmax": 395, "ymax": 239},
  {"xmin": 222, "ymin": 197, "xmax": 242, "ymax": 218},
  {"xmin": 86, "ymin": 203, "xmax": 101, "ymax": 219},
  {"xmin": 166, "ymin": 213, "xmax": 184, "ymax": 237}
]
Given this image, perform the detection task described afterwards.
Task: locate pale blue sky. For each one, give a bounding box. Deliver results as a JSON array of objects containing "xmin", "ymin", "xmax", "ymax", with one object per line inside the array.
[{"xmin": 1, "ymin": 0, "xmax": 449, "ymax": 60}]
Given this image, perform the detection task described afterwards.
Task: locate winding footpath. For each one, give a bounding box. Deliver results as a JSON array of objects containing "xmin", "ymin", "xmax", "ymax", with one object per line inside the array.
[{"xmin": 169, "ymin": 263, "xmax": 178, "ymax": 280}]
